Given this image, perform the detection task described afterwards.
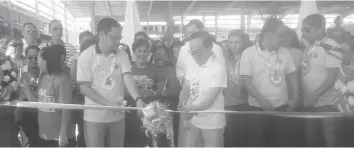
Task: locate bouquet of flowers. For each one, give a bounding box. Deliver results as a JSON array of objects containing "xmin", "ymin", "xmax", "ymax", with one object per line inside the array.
[
  {"xmin": 0, "ymin": 56, "xmax": 20, "ymax": 101},
  {"xmin": 142, "ymin": 101, "xmax": 174, "ymax": 147}
]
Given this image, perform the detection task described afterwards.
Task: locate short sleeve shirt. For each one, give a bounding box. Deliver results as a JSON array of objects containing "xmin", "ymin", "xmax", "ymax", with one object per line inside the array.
[
  {"xmin": 301, "ymin": 37, "xmax": 342, "ymax": 107},
  {"xmin": 239, "ymin": 45, "xmax": 296, "ymax": 108},
  {"xmin": 77, "ymin": 44, "xmax": 131, "ymax": 123},
  {"xmin": 185, "ymin": 54, "xmax": 227, "ymax": 129}
]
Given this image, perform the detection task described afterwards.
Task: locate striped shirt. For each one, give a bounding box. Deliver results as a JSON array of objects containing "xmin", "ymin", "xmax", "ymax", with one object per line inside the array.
[{"xmin": 39, "ymin": 40, "xmax": 77, "ymax": 68}]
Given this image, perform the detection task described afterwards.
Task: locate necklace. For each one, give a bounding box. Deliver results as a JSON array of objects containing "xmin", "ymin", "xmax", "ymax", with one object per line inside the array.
[
  {"xmin": 228, "ymin": 58, "xmax": 241, "ymax": 85},
  {"xmin": 257, "ymin": 45, "xmax": 282, "ymax": 86},
  {"xmin": 187, "ymin": 67, "xmax": 209, "ymax": 103},
  {"xmin": 301, "ymin": 37, "xmax": 328, "ymax": 75},
  {"xmin": 186, "ymin": 54, "xmax": 214, "ymax": 104}
]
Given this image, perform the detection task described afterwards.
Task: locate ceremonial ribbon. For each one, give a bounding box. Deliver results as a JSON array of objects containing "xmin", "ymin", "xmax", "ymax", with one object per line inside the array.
[{"xmin": 0, "ymin": 101, "xmax": 351, "ymax": 119}]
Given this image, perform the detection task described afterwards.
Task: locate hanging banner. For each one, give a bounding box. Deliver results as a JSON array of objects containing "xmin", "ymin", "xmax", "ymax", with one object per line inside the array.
[{"xmin": 120, "ymin": 0, "xmax": 142, "ymax": 61}]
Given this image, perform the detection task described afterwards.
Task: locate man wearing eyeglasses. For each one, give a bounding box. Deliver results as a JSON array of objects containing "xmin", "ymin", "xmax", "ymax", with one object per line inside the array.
[
  {"xmin": 77, "ymin": 18, "xmax": 143, "ymax": 147},
  {"xmin": 178, "ymin": 31, "xmax": 226, "ymax": 147},
  {"xmin": 301, "ymin": 14, "xmax": 342, "ymax": 147},
  {"xmin": 176, "ymin": 19, "xmax": 224, "ymax": 86},
  {"xmin": 175, "ymin": 19, "xmax": 225, "ymax": 147},
  {"xmin": 22, "ymin": 23, "xmax": 38, "ymax": 51}
]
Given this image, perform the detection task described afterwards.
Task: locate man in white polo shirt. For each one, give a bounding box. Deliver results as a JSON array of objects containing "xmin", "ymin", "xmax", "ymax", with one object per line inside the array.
[
  {"xmin": 178, "ymin": 31, "xmax": 227, "ymax": 147},
  {"xmin": 77, "ymin": 18, "xmax": 144, "ymax": 147},
  {"xmin": 176, "ymin": 19, "xmax": 224, "ymax": 85}
]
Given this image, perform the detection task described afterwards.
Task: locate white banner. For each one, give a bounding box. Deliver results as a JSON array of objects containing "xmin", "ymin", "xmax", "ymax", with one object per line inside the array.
[
  {"xmin": 120, "ymin": 0, "xmax": 142, "ymax": 61},
  {"xmin": 296, "ymin": 0, "xmax": 318, "ymax": 42}
]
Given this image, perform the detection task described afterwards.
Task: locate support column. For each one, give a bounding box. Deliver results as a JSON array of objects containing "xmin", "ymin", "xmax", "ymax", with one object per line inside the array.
[
  {"xmin": 339, "ymin": 14, "xmax": 344, "ymax": 26},
  {"xmin": 202, "ymin": 15, "xmax": 205, "ymax": 24},
  {"xmin": 147, "ymin": 21, "xmax": 149, "ymax": 31},
  {"xmin": 90, "ymin": 2, "xmax": 96, "ymax": 34},
  {"xmin": 181, "ymin": 14, "xmax": 184, "ymax": 40},
  {"xmin": 6, "ymin": 1, "xmax": 13, "ymax": 38},
  {"xmin": 52, "ymin": 0, "xmax": 55, "ymax": 19},
  {"xmin": 34, "ymin": 0, "xmax": 40, "ymax": 39},
  {"xmin": 241, "ymin": 8, "xmax": 245, "ymax": 31},
  {"xmin": 166, "ymin": 1, "xmax": 174, "ymax": 47},
  {"xmin": 247, "ymin": 15, "xmax": 251, "ymax": 33},
  {"xmin": 214, "ymin": 14, "xmax": 218, "ymax": 40},
  {"xmin": 64, "ymin": 9, "xmax": 68, "ymax": 43}
]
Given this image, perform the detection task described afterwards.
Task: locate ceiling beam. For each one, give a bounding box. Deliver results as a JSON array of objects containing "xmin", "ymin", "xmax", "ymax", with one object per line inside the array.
[
  {"xmin": 280, "ymin": 6, "xmax": 299, "ymax": 19},
  {"xmin": 249, "ymin": 2, "xmax": 278, "ymax": 19},
  {"xmin": 105, "ymin": 0, "xmax": 112, "ymax": 16},
  {"xmin": 184, "ymin": 0, "xmax": 197, "ymax": 14},
  {"xmin": 319, "ymin": 5, "xmax": 343, "ymax": 14},
  {"xmin": 95, "ymin": 4, "xmax": 122, "ymax": 15},
  {"xmin": 147, "ymin": 0, "xmax": 153, "ymax": 16},
  {"xmin": 248, "ymin": 10, "xmax": 258, "ymax": 19},
  {"xmin": 223, "ymin": 1, "xmax": 239, "ymax": 10},
  {"xmin": 341, "ymin": 8, "xmax": 354, "ymax": 18},
  {"xmin": 218, "ymin": 1, "xmax": 239, "ymax": 14}
]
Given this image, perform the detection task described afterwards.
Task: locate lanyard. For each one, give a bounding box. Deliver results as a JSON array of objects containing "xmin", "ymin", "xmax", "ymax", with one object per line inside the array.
[
  {"xmin": 96, "ymin": 54, "xmax": 117, "ymax": 77},
  {"xmin": 257, "ymin": 45, "xmax": 279, "ymax": 72},
  {"xmin": 303, "ymin": 36, "xmax": 330, "ymax": 63},
  {"xmin": 228, "ymin": 58, "xmax": 240, "ymax": 82},
  {"xmin": 192, "ymin": 54, "xmax": 214, "ymax": 84},
  {"xmin": 193, "ymin": 67, "xmax": 209, "ymax": 84}
]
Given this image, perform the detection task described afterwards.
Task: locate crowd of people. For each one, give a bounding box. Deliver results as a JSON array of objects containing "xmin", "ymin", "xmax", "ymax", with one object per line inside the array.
[{"xmin": 0, "ymin": 13, "xmax": 353, "ymax": 147}]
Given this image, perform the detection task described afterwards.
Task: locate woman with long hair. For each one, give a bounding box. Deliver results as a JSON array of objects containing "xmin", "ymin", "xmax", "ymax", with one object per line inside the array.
[{"xmin": 20, "ymin": 45, "xmax": 76, "ymax": 147}]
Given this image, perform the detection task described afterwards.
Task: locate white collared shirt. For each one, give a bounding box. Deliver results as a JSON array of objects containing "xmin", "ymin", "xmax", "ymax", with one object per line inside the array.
[
  {"xmin": 77, "ymin": 44, "xmax": 131, "ymax": 123},
  {"xmin": 185, "ymin": 53, "xmax": 227, "ymax": 129},
  {"xmin": 239, "ymin": 46, "xmax": 296, "ymax": 108},
  {"xmin": 301, "ymin": 37, "xmax": 342, "ymax": 107}
]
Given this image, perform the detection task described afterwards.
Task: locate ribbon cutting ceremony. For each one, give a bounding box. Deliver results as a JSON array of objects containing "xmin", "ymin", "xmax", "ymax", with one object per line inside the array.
[{"xmin": 0, "ymin": 0, "xmax": 354, "ymax": 147}]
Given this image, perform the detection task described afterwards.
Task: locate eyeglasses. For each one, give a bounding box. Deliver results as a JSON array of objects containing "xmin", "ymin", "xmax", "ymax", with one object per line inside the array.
[
  {"xmin": 25, "ymin": 29, "xmax": 37, "ymax": 33},
  {"xmin": 53, "ymin": 28, "xmax": 63, "ymax": 31},
  {"xmin": 27, "ymin": 56, "xmax": 37, "ymax": 61},
  {"xmin": 108, "ymin": 33, "xmax": 123, "ymax": 41},
  {"xmin": 188, "ymin": 49, "xmax": 202, "ymax": 57}
]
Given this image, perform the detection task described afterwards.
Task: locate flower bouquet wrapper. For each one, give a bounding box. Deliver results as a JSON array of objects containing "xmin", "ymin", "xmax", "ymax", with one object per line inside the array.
[{"xmin": 141, "ymin": 101, "xmax": 174, "ymax": 147}]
